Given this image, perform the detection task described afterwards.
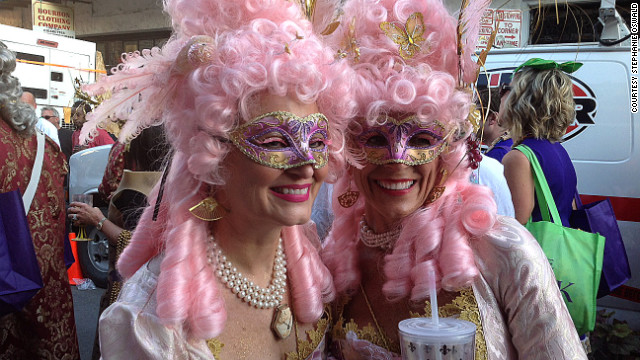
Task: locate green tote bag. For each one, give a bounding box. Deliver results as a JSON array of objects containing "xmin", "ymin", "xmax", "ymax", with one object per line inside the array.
[{"xmin": 516, "ymin": 144, "xmax": 605, "ymax": 335}]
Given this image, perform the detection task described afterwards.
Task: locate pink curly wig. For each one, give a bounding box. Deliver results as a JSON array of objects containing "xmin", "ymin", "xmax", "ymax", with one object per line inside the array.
[
  {"xmin": 321, "ymin": 0, "xmax": 497, "ymax": 302},
  {"xmin": 81, "ymin": 0, "xmax": 355, "ymax": 340}
]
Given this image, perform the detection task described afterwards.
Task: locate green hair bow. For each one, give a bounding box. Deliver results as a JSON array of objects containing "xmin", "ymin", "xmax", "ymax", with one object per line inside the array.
[{"xmin": 513, "ymin": 58, "xmax": 583, "ymax": 75}]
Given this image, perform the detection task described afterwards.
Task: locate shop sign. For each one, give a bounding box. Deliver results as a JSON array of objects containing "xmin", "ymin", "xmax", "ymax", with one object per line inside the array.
[{"xmin": 32, "ymin": 0, "xmax": 75, "ymax": 38}]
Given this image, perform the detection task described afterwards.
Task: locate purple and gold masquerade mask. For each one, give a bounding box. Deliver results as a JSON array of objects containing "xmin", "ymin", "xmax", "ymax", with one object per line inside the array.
[
  {"xmin": 230, "ymin": 111, "xmax": 330, "ymax": 170},
  {"xmin": 353, "ymin": 115, "xmax": 452, "ymax": 166}
]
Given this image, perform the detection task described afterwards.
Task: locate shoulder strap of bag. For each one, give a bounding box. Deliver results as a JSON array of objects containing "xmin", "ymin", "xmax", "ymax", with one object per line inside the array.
[
  {"xmin": 22, "ymin": 131, "xmax": 45, "ymax": 215},
  {"xmin": 574, "ymin": 189, "xmax": 584, "ymax": 208},
  {"xmin": 514, "ymin": 144, "xmax": 562, "ymax": 224}
]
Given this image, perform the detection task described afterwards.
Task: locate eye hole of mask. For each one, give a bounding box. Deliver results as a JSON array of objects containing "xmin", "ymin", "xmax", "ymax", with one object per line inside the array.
[
  {"xmin": 309, "ymin": 133, "xmax": 329, "ymax": 150},
  {"xmin": 407, "ymin": 132, "xmax": 439, "ymax": 148},
  {"xmin": 364, "ymin": 134, "xmax": 388, "ymax": 147},
  {"xmin": 251, "ymin": 131, "xmax": 291, "ymax": 150}
]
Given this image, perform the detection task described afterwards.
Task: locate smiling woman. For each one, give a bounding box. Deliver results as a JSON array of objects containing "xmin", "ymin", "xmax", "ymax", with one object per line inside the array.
[
  {"xmin": 218, "ymin": 94, "xmax": 330, "ymax": 229},
  {"xmin": 320, "ymin": 0, "xmax": 587, "ymax": 358},
  {"xmin": 77, "ymin": 0, "xmax": 355, "ymax": 358}
]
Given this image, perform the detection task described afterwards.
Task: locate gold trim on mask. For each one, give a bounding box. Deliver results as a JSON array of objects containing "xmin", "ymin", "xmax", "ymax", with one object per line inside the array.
[{"xmin": 229, "ymin": 111, "xmax": 330, "ymax": 170}]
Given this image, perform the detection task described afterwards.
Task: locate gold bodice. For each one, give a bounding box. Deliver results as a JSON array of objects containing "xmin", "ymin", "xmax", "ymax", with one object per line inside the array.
[{"xmin": 332, "ymin": 288, "xmax": 487, "ymax": 359}]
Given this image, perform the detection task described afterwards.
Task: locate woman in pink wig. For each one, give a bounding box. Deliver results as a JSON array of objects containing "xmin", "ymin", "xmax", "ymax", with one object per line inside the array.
[
  {"xmin": 320, "ymin": 0, "xmax": 586, "ymax": 358},
  {"xmin": 79, "ymin": 0, "xmax": 354, "ymax": 358}
]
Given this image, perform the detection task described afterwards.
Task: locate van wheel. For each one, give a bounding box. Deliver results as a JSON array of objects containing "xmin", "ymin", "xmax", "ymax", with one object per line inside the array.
[{"xmin": 76, "ymin": 227, "xmax": 109, "ymax": 289}]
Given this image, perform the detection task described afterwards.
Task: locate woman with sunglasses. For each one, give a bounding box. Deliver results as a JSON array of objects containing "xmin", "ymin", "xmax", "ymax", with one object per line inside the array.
[
  {"xmin": 79, "ymin": 0, "xmax": 354, "ymax": 357},
  {"xmin": 321, "ymin": 0, "xmax": 586, "ymax": 358}
]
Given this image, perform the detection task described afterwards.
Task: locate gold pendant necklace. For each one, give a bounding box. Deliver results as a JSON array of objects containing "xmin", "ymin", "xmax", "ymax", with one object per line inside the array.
[{"xmin": 360, "ymin": 283, "xmax": 394, "ymax": 351}]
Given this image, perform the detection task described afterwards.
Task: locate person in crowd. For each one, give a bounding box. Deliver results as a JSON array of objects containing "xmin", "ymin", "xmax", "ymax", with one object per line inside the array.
[
  {"xmin": 78, "ymin": 0, "xmax": 354, "ymax": 358},
  {"xmin": 68, "ymin": 125, "xmax": 170, "ymax": 360},
  {"xmin": 71, "ymin": 100, "xmax": 113, "ymax": 153},
  {"xmin": 471, "ymin": 89, "xmax": 514, "ymax": 217},
  {"xmin": 477, "ymin": 87, "xmax": 512, "ymax": 162},
  {"xmin": 471, "ymin": 152, "xmax": 515, "ymax": 217},
  {"xmin": 40, "ymin": 106, "xmax": 74, "ymax": 162},
  {"xmin": 501, "ymin": 59, "xmax": 579, "ymax": 226},
  {"xmin": 21, "ymin": 91, "xmax": 61, "ymax": 146},
  {"xmin": 96, "ymin": 119, "xmax": 164, "ymax": 203},
  {"xmin": 39, "ymin": 105, "xmax": 76, "ymax": 269},
  {"xmin": 20, "ymin": 90, "xmax": 36, "ymax": 108},
  {"xmin": 320, "ymin": 0, "xmax": 585, "ymax": 358},
  {"xmin": 97, "ymin": 140, "xmax": 128, "ymax": 202},
  {"xmin": 0, "ymin": 41, "xmax": 80, "ymax": 360},
  {"xmin": 41, "ymin": 106, "xmax": 60, "ymax": 129}
]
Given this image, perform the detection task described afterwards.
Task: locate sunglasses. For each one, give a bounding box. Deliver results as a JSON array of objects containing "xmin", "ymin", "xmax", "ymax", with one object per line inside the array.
[
  {"xmin": 499, "ymin": 83, "xmax": 512, "ymax": 97},
  {"xmin": 43, "ymin": 115, "xmax": 58, "ymax": 120}
]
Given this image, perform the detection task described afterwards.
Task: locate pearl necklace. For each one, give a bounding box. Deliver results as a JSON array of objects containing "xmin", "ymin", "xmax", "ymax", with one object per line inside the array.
[
  {"xmin": 207, "ymin": 236, "xmax": 287, "ymax": 309},
  {"xmin": 359, "ymin": 217, "xmax": 401, "ymax": 250}
]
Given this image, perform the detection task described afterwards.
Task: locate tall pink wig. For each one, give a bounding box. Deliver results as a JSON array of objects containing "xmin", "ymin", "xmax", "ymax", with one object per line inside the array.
[
  {"xmin": 321, "ymin": 0, "xmax": 497, "ymax": 302},
  {"xmin": 81, "ymin": 0, "xmax": 354, "ymax": 340}
]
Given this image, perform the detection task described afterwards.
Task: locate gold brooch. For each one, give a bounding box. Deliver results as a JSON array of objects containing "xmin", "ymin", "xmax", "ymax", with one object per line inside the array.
[{"xmin": 336, "ymin": 17, "xmax": 361, "ymax": 62}]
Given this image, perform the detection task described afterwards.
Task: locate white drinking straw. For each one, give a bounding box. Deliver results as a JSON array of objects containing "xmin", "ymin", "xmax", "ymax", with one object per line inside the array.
[
  {"xmin": 429, "ymin": 269, "xmax": 439, "ymax": 326},
  {"xmin": 429, "ymin": 269, "xmax": 443, "ymax": 360}
]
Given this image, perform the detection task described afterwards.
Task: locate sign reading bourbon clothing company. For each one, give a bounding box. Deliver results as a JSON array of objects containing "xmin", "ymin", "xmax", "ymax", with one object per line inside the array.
[
  {"xmin": 32, "ymin": 0, "xmax": 75, "ymax": 38},
  {"xmin": 476, "ymin": 8, "xmax": 522, "ymax": 52}
]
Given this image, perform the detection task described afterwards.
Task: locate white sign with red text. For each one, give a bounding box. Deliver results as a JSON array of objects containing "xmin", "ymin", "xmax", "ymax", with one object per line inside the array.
[{"xmin": 476, "ymin": 9, "xmax": 522, "ymax": 52}]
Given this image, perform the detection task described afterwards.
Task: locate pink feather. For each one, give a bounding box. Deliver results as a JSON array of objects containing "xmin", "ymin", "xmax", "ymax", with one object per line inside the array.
[
  {"xmin": 458, "ymin": 0, "xmax": 491, "ymax": 84},
  {"xmin": 79, "ymin": 46, "xmax": 182, "ymax": 144}
]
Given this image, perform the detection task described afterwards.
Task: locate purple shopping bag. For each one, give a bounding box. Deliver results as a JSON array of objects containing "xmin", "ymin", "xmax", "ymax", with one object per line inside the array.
[
  {"xmin": 570, "ymin": 192, "xmax": 631, "ymax": 298},
  {"xmin": 0, "ymin": 189, "xmax": 44, "ymax": 316}
]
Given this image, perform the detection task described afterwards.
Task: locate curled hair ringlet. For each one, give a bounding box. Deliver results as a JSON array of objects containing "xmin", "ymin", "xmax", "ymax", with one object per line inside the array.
[{"xmin": 0, "ymin": 41, "xmax": 38, "ymax": 135}]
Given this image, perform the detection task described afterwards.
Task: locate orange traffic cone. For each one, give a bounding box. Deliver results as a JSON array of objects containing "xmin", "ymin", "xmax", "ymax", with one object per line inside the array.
[{"xmin": 67, "ymin": 232, "xmax": 84, "ymax": 285}]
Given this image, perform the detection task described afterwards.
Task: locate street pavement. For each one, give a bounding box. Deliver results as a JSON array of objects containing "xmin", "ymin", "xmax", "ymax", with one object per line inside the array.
[{"xmin": 71, "ymin": 285, "xmax": 105, "ymax": 360}]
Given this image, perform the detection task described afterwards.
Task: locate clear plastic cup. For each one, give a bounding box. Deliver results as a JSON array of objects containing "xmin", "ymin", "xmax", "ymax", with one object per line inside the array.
[
  {"xmin": 398, "ymin": 317, "xmax": 476, "ymax": 360},
  {"xmin": 72, "ymin": 193, "xmax": 93, "ymax": 207}
]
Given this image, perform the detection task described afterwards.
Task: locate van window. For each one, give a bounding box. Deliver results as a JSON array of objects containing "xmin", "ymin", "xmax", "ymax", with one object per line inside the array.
[
  {"xmin": 16, "ymin": 52, "xmax": 45, "ymax": 65},
  {"xmin": 51, "ymin": 72, "xmax": 63, "ymax": 82},
  {"xmin": 21, "ymin": 87, "xmax": 47, "ymax": 99},
  {"xmin": 528, "ymin": 1, "xmax": 632, "ymax": 45}
]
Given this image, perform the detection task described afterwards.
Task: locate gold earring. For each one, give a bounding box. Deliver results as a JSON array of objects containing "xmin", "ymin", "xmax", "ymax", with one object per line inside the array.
[
  {"xmin": 338, "ymin": 186, "xmax": 360, "ymax": 208},
  {"xmin": 426, "ymin": 169, "xmax": 448, "ymax": 204},
  {"xmin": 189, "ymin": 197, "xmax": 226, "ymax": 221}
]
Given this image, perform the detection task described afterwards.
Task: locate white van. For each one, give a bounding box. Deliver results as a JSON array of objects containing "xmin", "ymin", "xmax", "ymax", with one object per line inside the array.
[
  {"xmin": 0, "ymin": 23, "xmax": 96, "ymax": 127},
  {"xmin": 479, "ymin": 1, "xmax": 639, "ymax": 329}
]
